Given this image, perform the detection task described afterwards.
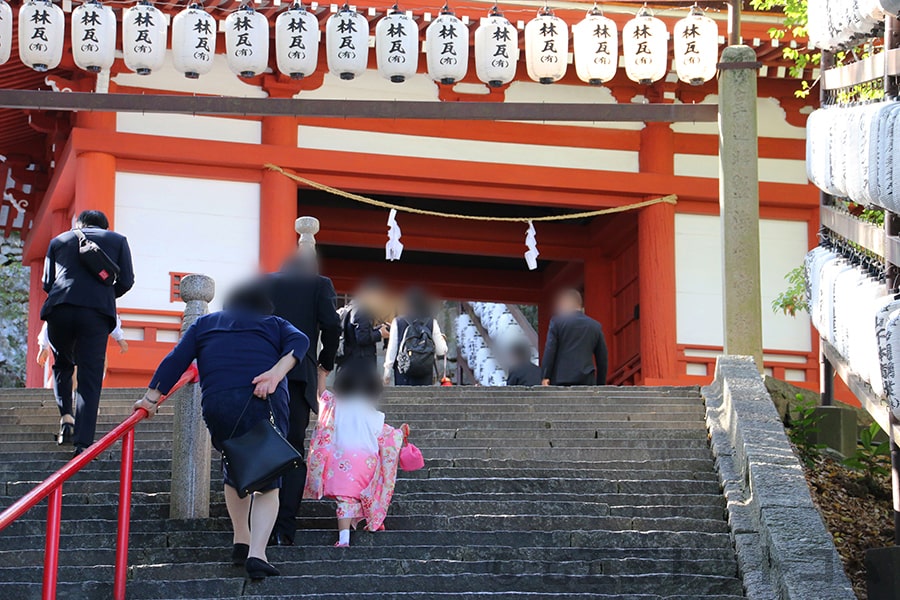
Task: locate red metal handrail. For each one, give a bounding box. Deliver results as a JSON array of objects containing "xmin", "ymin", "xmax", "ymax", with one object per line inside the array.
[{"xmin": 0, "ymin": 365, "xmax": 198, "ymax": 600}]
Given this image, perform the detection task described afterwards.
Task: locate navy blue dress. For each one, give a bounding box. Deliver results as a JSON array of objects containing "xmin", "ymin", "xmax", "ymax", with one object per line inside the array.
[{"xmin": 149, "ymin": 310, "xmax": 310, "ymax": 490}]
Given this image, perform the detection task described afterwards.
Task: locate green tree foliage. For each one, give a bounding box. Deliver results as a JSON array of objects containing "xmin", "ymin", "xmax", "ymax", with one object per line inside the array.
[
  {"xmin": 0, "ymin": 234, "xmax": 30, "ymax": 387},
  {"xmin": 750, "ymin": 0, "xmax": 819, "ymax": 97},
  {"xmin": 772, "ymin": 265, "xmax": 809, "ymax": 317}
]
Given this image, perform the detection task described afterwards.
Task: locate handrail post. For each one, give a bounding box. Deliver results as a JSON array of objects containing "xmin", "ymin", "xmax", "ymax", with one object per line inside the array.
[
  {"xmin": 114, "ymin": 428, "xmax": 136, "ymax": 600},
  {"xmin": 170, "ymin": 274, "xmax": 215, "ymax": 519},
  {"xmin": 42, "ymin": 486, "xmax": 62, "ymax": 600}
]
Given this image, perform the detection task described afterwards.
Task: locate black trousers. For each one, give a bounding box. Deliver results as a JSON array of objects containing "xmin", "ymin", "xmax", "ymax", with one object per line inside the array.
[
  {"xmin": 46, "ymin": 305, "xmax": 111, "ymax": 449},
  {"xmin": 274, "ymin": 379, "xmax": 312, "ymax": 541}
]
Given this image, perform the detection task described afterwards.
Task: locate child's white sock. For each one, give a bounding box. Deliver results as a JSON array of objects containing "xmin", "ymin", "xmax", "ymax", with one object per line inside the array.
[{"xmin": 338, "ymin": 529, "xmax": 350, "ymax": 546}]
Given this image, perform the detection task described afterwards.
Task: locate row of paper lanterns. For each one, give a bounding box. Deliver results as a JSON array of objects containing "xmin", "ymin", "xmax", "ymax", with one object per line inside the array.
[{"xmin": 4, "ymin": 0, "xmax": 720, "ymax": 86}]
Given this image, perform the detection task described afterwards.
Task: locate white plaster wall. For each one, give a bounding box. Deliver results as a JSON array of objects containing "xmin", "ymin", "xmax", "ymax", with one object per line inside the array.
[
  {"xmin": 296, "ymin": 125, "xmax": 640, "ymax": 172},
  {"xmin": 674, "ymin": 154, "xmax": 808, "ymax": 185},
  {"xmin": 114, "ymin": 173, "xmax": 260, "ymax": 312},
  {"xmin": 675, "ymin": 213, "xmax": 811, "ymax": 352},
  {"xmin": 117, "ymin": 112, "xmax": 261, "ymax": 144}
]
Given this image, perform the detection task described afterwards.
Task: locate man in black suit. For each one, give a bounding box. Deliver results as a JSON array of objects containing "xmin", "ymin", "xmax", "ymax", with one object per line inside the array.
[
  {"xmin": 41, "ymin": 210, "xmax": 135, "ymax": 455},
  {"xmin": 266, "ymin": 253, "xmax": 342, "ymax": 546},
  {"xmin": 506, "ymin": 340, "xmax": 541, "ymax": 387},
  {"xmin": 541, "ymin": 289, "xmax": 608, "ymax": 387}
]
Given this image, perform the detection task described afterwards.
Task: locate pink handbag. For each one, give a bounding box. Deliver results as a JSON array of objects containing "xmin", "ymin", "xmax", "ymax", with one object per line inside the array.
[{"xmin": 399, "ymin": 443, "xmax": 425, "ymax": 471}]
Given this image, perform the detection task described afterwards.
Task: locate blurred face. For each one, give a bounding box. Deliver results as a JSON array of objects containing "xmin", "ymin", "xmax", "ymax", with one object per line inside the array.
[{"xmin": 555, "ymin": 296, "xmax": 579, "ymax": 315}]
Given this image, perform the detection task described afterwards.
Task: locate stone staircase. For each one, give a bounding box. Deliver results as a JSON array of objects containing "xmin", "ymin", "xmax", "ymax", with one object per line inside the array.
[{"xmin": 0, "ymin": 386, "xmax": 746, "ymax": 599}]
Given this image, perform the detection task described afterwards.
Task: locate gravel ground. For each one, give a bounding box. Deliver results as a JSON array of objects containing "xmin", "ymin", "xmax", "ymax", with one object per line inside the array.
[{"xmin": 800, "ymin": 452, "xmax": 894, "ymax": 600}]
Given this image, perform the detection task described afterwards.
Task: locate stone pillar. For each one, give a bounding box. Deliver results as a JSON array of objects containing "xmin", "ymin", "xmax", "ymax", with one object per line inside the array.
[
  {"xmin": 295, "ymin": 216, "xmax": 319, "ymax": 255},
  {"xmin": 170, "ymin": 274, "xmax": 215, "ymax": 519},
  {"xmin": 718, "ymin": 46, "xmax": 764, "ymax": 371}
]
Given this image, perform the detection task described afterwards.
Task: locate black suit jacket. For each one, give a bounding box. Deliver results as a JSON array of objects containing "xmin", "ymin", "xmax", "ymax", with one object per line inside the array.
[
  {"xmin": 541, "ymin": 312, "xmax": 608, "ymax": 386},
  {"xmin": 41, "ymin": 227, "xmax": 135, "ymax": 329},
  {"xmin": 506, "ymin": 362, "xmax": 542, "ymax": 387},
  {"xmin": 266, "ymin": 271, "xmax": 341, "ymax": 410}
]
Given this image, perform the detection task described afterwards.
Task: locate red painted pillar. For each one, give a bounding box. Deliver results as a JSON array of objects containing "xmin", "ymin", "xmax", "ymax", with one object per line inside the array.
[
  {"xmin": 638, "ymin": 122, "xmax": 678, "ymax": 381},
  {"xmin": 25, "ymin": 258, "xmax": 46, "ymax": 388},
  {"xmin": 73, "ymin": 152, "xmax": 116, "ymax": 222},
  {"xmin": 584, "ymin": 252, "xmax": 613, "ymax": 378},
  {"xmin": 260, "ymin": 116, "xmax": 299, "ymax": 272}
]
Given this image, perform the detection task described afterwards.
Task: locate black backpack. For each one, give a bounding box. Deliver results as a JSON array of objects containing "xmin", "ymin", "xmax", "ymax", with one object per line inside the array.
[
  {"xmin": 397, "ymin": 318, "xmax": 436, "ymax": 378},
  {"xmin": 73, "ymin": 229, "xmax": 119, "ymax": 286}
]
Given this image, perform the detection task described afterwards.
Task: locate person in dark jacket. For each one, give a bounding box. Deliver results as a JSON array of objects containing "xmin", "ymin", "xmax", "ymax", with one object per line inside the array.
[
  {"xmin": 135, "ymin": 285, "xmax": 309, "ymax": 580},
  {"xmin": 337, "ymin": 278, "xmax": 391, "ymax": 372},
  {"xmin": 541, "ymin": 289, "xmax": 608, "ymax": 387},
  {"xmin": 506, "ymin": 340, "xmax": 541, "ymax": 387},
  {"xmin": 265, "ymin": 253, "xmax": 342, "ymax": 546},
  {"xmin": 41, "ymin": 210, "xmax": 135, "ymax": 455}
]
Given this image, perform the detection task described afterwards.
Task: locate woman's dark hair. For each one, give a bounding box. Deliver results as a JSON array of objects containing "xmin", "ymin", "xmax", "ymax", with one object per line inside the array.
[
  {"xmin": 223, "ymin": 283, "xmax": 274, "ymax": 316},
  {"xmin": 334, "ymin": 363, "xmax": 383, "ymax": 398},
  {"xmin": 76, "ymin": 210, "xmax": 110, "ymax": 230},
  {"xmin": 405, "ymin": 286, "xmax": 431, "ymax": 319}
]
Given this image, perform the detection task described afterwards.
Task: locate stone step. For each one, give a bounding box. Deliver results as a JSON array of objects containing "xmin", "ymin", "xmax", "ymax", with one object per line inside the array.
[
  {"xmin": 61, "ymin": 572, "xmax": 745, "ymax": 597},
  {"xmin": 0, "ymin": 554, "xmax": 741, "ymax": 583},
  {"xmin": 0, "ymin": 544, "xmax": 740, "ymax": 568}
]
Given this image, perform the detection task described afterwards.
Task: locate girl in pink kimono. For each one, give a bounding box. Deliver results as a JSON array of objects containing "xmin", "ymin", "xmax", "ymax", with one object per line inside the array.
[{"xmin": 304, "ymin": 366, "xmax": 409, "ymax": 547}]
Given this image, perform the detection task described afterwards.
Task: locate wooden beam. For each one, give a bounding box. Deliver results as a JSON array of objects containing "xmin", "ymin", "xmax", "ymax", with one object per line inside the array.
[
  {"xmin": 0, "ymin": 90, "xmax": 719, "ymax": 123},
  {"xmin": 822, "ymin": 338, "xmax": 900, "ymax": 441}
]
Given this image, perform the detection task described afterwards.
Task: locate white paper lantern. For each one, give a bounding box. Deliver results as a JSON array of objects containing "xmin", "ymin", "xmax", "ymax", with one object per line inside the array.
[
  {"xmin": 18, "ymin": 0, "xmax": 64, "ymax": 72},
  {"xmin": 225, "ymin": 5, "xmax": 270, "ymax": 78},
  {"xmin": 622, "ymin": 7, "xmax": 667, "ymax": 85},
  {"xmin": 122, "ymin": 1, "xmax": 167, "ymax": 76},
  {"xmin": 572, "ymin": 6, "xmax": 617, "ymax": 85},
  {"xmin": 524, "ymin": 8, "xmax": 567, "ymax": 84},
  {"xmin": 376, "ymin": 7, "xmax": 418, "ymax": 83},
  {"xmin": 673, "ymin": 6, "xmax": 717, "ymax": 86},
  {"xmin": 71, "ymin": 0, "xmax": 116, "ymax": 73},
  {"xmin": 474, "ymin": 8, "xmax": 517, "ymax": 87},
  {"xmin": 275, "ymin": 1, "xmax": 319, "ymax": 79},
  {"xmin": 326, "ymin": 5, "xmax": 369, "ymax": 80},
  {"xmin": 172, "ymin": 3, "xmax": 216, "ymax": 79},
  {"xmin": 425, "ymin": 8, "xmax": 468, "ymax": 84},
  {"xmin": 0, "ymin": 0, "xmax": 12, "ymax": 66}
]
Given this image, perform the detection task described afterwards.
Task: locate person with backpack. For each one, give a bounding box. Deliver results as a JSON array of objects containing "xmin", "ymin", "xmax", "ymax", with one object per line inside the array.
[
  {"xmin": 41, "ymin": 210, "xmax": 134, "ymax": 456},
  {"xmin": 383, "ymin": 288, "xmax": 447, "ymax": 386}
]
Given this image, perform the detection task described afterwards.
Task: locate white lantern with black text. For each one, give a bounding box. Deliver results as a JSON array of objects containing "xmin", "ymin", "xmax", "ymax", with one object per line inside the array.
[
  {"xmin": 18, "ymin": 0, "xmax": 64, "ymax": 72},
  {"xmin": 474, "ymin": 8, "xmax": 517, "ymax": 87},
  {"xmin": 524, "ymin": 7, "xmax": 567, "ymax": 84},
  {"xmin": 572, "ymin": 6, "xmax": 617, "ymax": 85},
  {"xmin": 71, "ymin": 0, "xmax": 116, "ymax": 73},
  {"xmin": 376, "ymin": 7, "xmax": 418, "ymax": 83},
  {"xmin": 275, "ymin": 1, "xmax": 319, "ymax": 79},
  {"xmin": 172, "ymin": 3, "xmax": 216, "ymax": 79},
  {"xmin": 622, "ymin": 7, "xmax": 667, "ymax": 85},
  {"xmin": 0, "ymin": 0, "xmax": 12, "ymax": 66},
  {"xmin": 225, "ymin": 5, "xmax": 270, "ymax": 78},
  {"xmin": 326, "ymin": 5, "xmax": 369, "ymax": 80},
  {"xmin": 425, "ymin": 7, "xmax": 468, "ymax": 84},
  {"xmin": 673, "ymin": 6, "xmax": 717, "ymax": 85},
  {"xmin": 122, "ymin": 0, "xmax": 167, "ymax": 75}
]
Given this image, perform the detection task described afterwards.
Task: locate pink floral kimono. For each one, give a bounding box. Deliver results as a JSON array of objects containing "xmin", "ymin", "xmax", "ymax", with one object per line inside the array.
[{"xmin": 303, "ymin": 391, "xmax": 404, "ymax": 532}]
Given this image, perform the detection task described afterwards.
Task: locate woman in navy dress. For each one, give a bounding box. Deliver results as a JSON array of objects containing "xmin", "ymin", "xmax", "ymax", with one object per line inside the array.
[{"xmin": 134, "ymin": 285, "xmax": 309, "ymax": 580}]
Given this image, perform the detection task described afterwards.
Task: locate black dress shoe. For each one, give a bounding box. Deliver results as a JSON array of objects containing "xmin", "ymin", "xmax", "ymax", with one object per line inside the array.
[
  {"xmin": 72, "ymin": 445, "xmax": 86, "ymax": 458},
  {"xmin": 57, "ymin": 423, "xmax": 74, "ymax": 446},
  {"xmin": 268, "ymin": 532, "xmax": 294, "ymax": 547},
  {"xmin": 231, "ymin": 543, "xmax": 249, "ymax": 567},
  {"xmin": 245, "ymin": 557, "xmax": 280, "ymax": 580}
]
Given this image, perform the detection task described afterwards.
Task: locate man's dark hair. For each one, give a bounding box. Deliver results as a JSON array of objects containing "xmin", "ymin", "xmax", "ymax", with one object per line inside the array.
[
  {"xmin": 512, "ymin": 340, "xmax": 533, "ymax": 363},
  {"xmin": 224, "ymin": 283, "xmax": 275, "ymax": 316},
  {"xmin": 333, "ymin": 363, "xmax": 383, "ymax": 398},
  {"xmin": 76, "ymin": 210, "xmax": 110, "ymax": 230}
]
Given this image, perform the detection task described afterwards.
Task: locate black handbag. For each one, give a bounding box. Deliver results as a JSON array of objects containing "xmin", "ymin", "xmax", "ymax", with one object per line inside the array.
[
  {"xmin": 220, "ymin": 395, "xmax": 303, "ymax": 498},
  {"xmin": 73, "ymin": 228, "xmax": 120, "ymax": 286}
]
